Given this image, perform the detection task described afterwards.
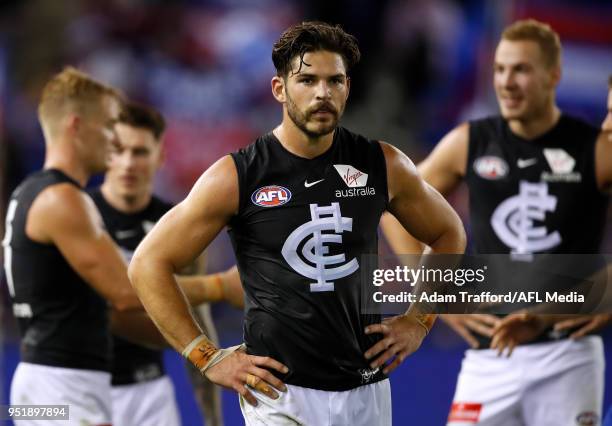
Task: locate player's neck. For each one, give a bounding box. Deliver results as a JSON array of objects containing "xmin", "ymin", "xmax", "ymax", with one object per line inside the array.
[
  {"xmin": 100, "ymin": 183, "xmax": 152, "ymax": 214},
  {"xmin": 43, "ymin": 147, "xmax": 90, "ymax": 187},
  {"xmin": 274, "ymin": 120, "xmax": 334, "ymax": 159},
  {"xmin": 508, "ymin": 105, "xmax": 561, "ymax": 140}
]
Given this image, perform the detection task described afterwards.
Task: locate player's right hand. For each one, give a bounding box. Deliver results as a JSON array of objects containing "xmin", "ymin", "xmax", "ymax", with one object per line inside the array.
[
  {"xmin": 554, "ymin": 313, "xmax": 612, "ymax": 339},
  {"xmin": 490, "ymin": 312, "xmax": 549, "ymax": 357},
  {"xmin": 204, "ymin": 349, "xmax": 289, "ymax": 406},
  {"xmin": 441, "ymin": 314, "xmax": 500, "ymax": 348}
]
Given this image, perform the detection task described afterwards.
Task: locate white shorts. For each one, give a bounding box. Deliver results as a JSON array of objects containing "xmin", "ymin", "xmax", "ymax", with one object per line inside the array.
[
  {"xmin": 240, "ymin": 378, "xmax": 391, "ymax": 426},
  {"xmin": 111, "ymin": 375, "xmax": 180, "ymax": 426},
  {"xmin": 447, "ymin": 336, "xmax": 604, "ymax": 426},
  {"xmin": 10, "ymin": 362, "xmax": 112, "ymax": 426}
]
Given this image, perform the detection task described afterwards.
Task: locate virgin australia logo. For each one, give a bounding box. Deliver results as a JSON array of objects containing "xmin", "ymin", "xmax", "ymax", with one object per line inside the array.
[
  {"xmin": 541, "ymin": 148, "xmax": 581, "ymax": 182},
  {"xmin": 334, "ymin": 164, "xmax": 368, "ymax": 187},
  {"xmin": 281, "ymin": 202, "xmax": 359, "ymax": 292},
  {"xmin": 333, "ymin": 164, "xmax": 375, "ymax": 198}
]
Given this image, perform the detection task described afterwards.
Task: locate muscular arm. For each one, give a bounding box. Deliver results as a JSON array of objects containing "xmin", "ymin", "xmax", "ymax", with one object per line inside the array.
[
  {"xmin": 128, "ymin": 155, "xmax": 238, "ymax": 351},
  {"xmin": 382, "ymin": 138, "xmax": 466, "ymax": 255},
  {"xmin": 380, "ymin": 125, "xmax": 507, "ymax": 347},
  {"xmin": 380, "ymin": 123, "xmax": 468, "ymax": 254},
  {"xmin": 110, "ymin": 265, "xmax": 243, "ymax": 351},
  {"xmin": 27, "ymin": 183, "xmax": 234, "ymax": 315},
  {"xmin": 382, "ymin": 140, "xmax": 466, "ymax": 315},
  {"xmin": 129, "ymin": 157, "xmax": 286, "ymax": 405},
  {"xmin": 364, "ymin": 142, "xmax": 466, "ymax": 373},
  {"xmin": 28, "ymin": 184, "xmax": 141, "ymax": 311}
]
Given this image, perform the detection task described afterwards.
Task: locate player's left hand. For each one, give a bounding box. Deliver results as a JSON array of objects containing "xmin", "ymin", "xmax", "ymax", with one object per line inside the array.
[
  {"xmin": 364, "ymin": 314, "xmax": 427, "ymax": 374},
  {"xmin": 553, "ymin": 313, "xmax": 612, "ymax": 339},
  {"xmin": 490, "ymin": 312, "xmax": 549, "ymax": 357}
]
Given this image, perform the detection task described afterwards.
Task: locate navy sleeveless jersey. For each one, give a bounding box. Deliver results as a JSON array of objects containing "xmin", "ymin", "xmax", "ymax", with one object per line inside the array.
[
  {"xmin": 3, "ymin": 169, "xmax": 110, "ymax": 371},
  {"xmin": 465, "ymin": 115, "xmax": 609, "ymax": 345},
  {"xmin": 88, "ymin": 188, "xmax": 172, "ymax": 385},
  {"xmin": 229, "ymin": 127, "xmax": 388, "ymax": 391},
  {"xmin": 466, "ymin": 114, "xmax": 607, "ymax": 255}
]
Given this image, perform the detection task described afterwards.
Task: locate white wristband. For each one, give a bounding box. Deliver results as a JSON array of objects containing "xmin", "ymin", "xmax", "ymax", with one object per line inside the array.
[
  {"xmin": 200, "ymin": 343, "xmax": 246, "ymax": 373},
  {"xmin": 181, "ymin": 335, "xmax": 211, "ymax": 359}
]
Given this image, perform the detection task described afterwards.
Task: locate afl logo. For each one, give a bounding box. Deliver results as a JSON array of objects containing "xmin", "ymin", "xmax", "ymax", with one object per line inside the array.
[
  {"xmin": 251, "ymin": 186, "xmax": 291, "ymax": 207},
  {"xmin": 474, "ymin": 156, "xmax": 508, "ymax": 180}
]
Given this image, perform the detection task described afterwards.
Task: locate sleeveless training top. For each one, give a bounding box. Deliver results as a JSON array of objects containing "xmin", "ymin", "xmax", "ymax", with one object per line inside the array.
[
  {"xmin": 3, "ymin": 169, "xmax": 110, "ymax": 371},
  {"xmin": 466, "ymin": 115, "xmax": 607, "ymax": 255},
  {"xmin": 89, "ymin": 187, "xmax": 172, "ymax": 385},
  {"xmin": 465, "ymin": 115, "xmax": 608, "ymax": 346},
  {"xmin": 230, "ymin": 127, "xmax": 389, "ymax": 391}
]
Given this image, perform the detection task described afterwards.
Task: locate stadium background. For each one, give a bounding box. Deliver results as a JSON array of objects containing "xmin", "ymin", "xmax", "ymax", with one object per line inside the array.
[{"xmin": 1, "ymin": 0, "xmax": 611, "ymax": 424}]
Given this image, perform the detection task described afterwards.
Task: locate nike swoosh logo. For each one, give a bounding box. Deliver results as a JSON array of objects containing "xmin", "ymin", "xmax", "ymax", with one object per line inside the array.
[
  {"xmin": 304, "ymin": 179, "xmax": 324, "ymax": 188},
  {"xmin": 517, "ymin": 158, "xmax": 537, "ymax": 168}
]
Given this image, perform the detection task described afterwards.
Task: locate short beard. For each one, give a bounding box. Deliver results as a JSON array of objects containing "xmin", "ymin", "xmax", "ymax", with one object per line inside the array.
[{"xmin": 286, "ymin": 91, "xmax": 341, "ymax": 138}]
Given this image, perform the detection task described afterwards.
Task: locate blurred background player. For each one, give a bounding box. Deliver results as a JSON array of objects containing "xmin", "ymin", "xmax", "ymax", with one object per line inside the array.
[
  {"xmin": 381, "ymin": 19, "xmax": 612, "ymax": 425},
  {"xmin": 2, "ymin": 67, "xmax": 242, "ymax": 425},
  {"xmin": 89, "ymin": 101, "xmax": 242, "ymax": 426},
  {"xmin": 3, "ymin": 67, "xmax": 138, "ymax": 426},
  {"xmin": 492, "ymin": 72, "xmax": 612, "ymax": 426},
  {"xmin": 493, "ymin": 73, "xmax": 612, "ymax": 347}
]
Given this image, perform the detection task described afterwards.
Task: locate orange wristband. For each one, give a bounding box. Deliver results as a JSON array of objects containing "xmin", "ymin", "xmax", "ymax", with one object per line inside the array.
[
  {"xmin": 182, "ymin": 335, "xmax": 219, "ymax": 370},
  {"xmin": 414, "ymin": 313, "xmax": 436, "ymax": 335}
]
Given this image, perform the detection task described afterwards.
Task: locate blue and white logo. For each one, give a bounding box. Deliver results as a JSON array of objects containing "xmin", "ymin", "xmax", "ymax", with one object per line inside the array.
[
  {"xmin": 491, "ymin": 181, "xmax": 561, "ymax": 256},
  {"xmin": 281, "ymin": 203, "xmax": 358, "ymax": 292}
]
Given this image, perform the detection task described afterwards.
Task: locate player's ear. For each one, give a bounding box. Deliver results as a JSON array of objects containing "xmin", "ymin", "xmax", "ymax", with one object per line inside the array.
[
  {"xmin": 549, "ymin": 64, "xmax": 561, "ymax": 88},
  {"xmin": 66, "ymin": 113, "xmax": 81, "ymax": 137},
  {"xmin": 271, "ymin": 75, "xmax": 286, "ymax": 103}
]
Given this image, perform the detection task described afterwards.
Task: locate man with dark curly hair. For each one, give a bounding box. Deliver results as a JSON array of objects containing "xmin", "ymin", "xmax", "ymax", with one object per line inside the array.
[{"xmin": 129, "ymin": 21, "xmax": 466, "ymax": 425}]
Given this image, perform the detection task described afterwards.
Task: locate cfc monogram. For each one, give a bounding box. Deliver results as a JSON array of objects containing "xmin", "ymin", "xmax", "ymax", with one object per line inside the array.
[
  {"xmin": 281, "ymin": 203, "xmax": 359, "ymax": 292},
  {"xmin": 491, "ymin": 181, "xmax": 561, "ymax": 256}
]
